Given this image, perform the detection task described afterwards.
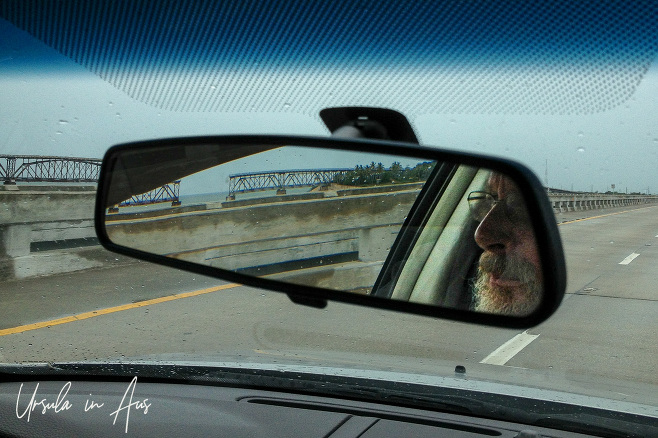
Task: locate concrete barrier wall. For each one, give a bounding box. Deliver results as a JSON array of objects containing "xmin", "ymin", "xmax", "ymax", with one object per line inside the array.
[
  {"xmin": 548, "ymin": 193, "xmax": 658, "ymax": 213},
  {"xmin": 3, "ymin": 183, "xmax": 658, "ymax": 282},
  {"xmin": 0, "ymin": 186, "xmax": 109, "ymax": 281},
  {"xmin": 106, "ymin": 191, "xmax": 418, "ymax": 272}
]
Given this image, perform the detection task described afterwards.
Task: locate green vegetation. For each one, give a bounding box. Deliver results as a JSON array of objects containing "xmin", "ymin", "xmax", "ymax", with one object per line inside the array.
[{"xmin": 333, "ymin": 161, "xmax": 436, "ymax": 186}]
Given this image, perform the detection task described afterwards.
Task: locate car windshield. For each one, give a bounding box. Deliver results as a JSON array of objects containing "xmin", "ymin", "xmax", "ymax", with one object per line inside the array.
[{"xmin": 1, "ymin": 0, "xmax": 656, "ymax": 420}]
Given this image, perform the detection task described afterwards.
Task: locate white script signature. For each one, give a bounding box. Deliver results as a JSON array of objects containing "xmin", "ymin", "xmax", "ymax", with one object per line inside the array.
[{"xmin": 15, "ymin": 377, "xmax": 150, "ymax": 433}]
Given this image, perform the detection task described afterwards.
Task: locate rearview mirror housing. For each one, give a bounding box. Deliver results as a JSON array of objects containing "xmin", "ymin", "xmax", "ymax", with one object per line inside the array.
[{"xmin": 95, "ymin": 135, "xmax": 566, "ymax": 328}]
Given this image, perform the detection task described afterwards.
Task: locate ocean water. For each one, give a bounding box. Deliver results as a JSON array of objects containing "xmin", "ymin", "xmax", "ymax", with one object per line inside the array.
[{"xmin": 115, "ymin": 187, "xmax": 315, "ymax": 213}]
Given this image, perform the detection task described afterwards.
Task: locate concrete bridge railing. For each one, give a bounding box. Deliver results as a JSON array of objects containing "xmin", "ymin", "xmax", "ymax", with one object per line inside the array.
[
  {"xmin": 3, "ymin": 184, "xmax": 658, "ymax": 282},
  {"xmin": 0, "ymin": 185, "xmax": 105, "ymax": 281},
  {"xmin": 106, "ymin": 190, "xmax": 417, "ymax": 276},
  {"xmin": 548, "ymin": 193, "xmax": 658, "ymax": 213}
]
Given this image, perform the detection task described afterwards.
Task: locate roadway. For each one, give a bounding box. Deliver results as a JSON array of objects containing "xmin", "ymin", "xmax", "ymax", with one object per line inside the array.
[{"xmin": 0, "ymin": 205, "xmax": 656, "ymax": 407}]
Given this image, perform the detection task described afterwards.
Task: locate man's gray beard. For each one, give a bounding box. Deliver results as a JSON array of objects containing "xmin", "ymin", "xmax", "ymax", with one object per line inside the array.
[{"xmin": 472, "ymin": 252, "xmax": 542, "ymax": 317}]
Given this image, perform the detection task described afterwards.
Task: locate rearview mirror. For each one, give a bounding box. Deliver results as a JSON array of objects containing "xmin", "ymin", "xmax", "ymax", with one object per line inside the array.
[{"xmin": 95, "ymin": 136, "xmax": 565, "ymax": 327}]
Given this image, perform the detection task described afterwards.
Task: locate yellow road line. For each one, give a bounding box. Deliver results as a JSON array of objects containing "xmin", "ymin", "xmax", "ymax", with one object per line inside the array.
[
  {"xmin": 557, "ymin": 205, "xmax": 656, "ymax": 226},
  {"xmin": 0, "ymin": 283, "xmax": 240, "ymax": 337}
]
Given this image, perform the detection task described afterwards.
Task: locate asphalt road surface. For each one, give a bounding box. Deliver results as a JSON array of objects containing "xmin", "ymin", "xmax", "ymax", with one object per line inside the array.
[{"xmin": 1, "ymin": 205, "xmax": 656, "ymax": 407}]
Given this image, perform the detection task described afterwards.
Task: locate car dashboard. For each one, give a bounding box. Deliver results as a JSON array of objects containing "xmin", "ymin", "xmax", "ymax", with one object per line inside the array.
[{"xmin": 0, "ymin": 378, "xmax": 608, "ymax": 438}]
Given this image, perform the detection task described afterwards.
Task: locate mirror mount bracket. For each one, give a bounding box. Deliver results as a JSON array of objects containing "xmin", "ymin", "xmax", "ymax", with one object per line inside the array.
[{"xmin": 320, "ymin": 107, "xmax": 419, "ymax": 144}]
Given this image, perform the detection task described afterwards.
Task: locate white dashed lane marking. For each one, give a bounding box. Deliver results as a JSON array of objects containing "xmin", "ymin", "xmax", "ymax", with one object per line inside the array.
[
  {"xmin": 480, "ymin": 330, "xmax": 539, "ymax": 366},
  {"xmin": 619, "ymin": 253, "xmax": 640, "ymax": 265},
  {"xmin": 481, "ymin": 217, "xmax": 654, "ymax": 368}
]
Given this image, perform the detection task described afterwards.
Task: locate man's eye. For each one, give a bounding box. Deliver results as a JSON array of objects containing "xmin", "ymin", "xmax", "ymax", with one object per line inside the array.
[{"xmin": 467, "ymin": 192, "xmax": 497, "ymax": 222}]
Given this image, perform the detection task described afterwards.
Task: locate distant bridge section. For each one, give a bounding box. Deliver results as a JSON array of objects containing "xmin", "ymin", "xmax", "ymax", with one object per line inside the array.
[
  {"xmin": 0, "ymin": 155, "xmax": 181, "ymax": 208},
  {"xmin": 227, "ymin": 169, "xmax": 351, "ymax": 199},
  {"xmin": 0, "ymin": 155, "xmax": 100, "ymax": 184},
  {"xmin": 117, "ymin": 181, "xmax": 181, "ymax": 207}
]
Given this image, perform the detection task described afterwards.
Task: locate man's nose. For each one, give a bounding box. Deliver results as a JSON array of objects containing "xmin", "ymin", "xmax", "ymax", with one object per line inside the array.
[{"xmin": 474, "ymin": 202, "xmax": 513, "ymax": 254}]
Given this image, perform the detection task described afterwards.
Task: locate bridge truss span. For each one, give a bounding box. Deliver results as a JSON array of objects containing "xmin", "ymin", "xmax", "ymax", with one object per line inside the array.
[
  {"xmin": 0, "ymin": 155, "xmax": 101, "ymax": 184},
  {"xmin": 1, "ymin": 154, "xmax": 181, "ymax": 208},
  {"xmin": 117, "ymin": 181, "xmax": 181, "ymax": 207},
  {"xmin": 228, "ymin": 169, "xmax": 352, "ymax": 197}
]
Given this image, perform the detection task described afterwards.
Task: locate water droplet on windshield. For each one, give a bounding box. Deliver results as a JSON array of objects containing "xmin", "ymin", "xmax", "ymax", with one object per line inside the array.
[
  {"xmin": 283, "ymin": 102, "xmax": 292, "ymax": 109},
  {"xmin": 577, "ymin": 131, "xmax": 584, "ymax": 138},
  {"xmin": 577, "ymin": 147, "xmax": 585, "ymax": 152},
  {"xmin": 58, "ymin": 120, "xmax": 69, "ymax": 125}
]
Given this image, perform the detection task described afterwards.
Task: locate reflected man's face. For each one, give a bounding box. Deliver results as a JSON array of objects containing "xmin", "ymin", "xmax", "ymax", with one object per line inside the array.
[{"xmin": 470, "ymin": 174, "xmax": 542, "ymax": 316}]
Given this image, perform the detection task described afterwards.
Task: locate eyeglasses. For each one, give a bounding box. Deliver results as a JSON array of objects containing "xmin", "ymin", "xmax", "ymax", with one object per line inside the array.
[{"xmin": 467, "ymin": 191, "xmax": 530, "ymax": 223}]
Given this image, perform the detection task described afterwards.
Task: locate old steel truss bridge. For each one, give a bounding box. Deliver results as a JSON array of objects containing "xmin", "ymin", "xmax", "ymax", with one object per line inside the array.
[
  {"xmin": 0, "ymin": 154, "xmax": 101, "ymax": 183},
  {"xmin": 0, "ymin": 155, "xmax": 179, "ymax": 207},
  {"xmin": 227, "ymin": 168, "xmax": 351, "ymax": 198},
  {"xmin": 117, "ymin": 181, "xmax": 181, "ymax": 207}
]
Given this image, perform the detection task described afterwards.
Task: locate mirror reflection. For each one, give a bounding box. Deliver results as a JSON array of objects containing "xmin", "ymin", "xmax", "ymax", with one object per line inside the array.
[
  {"xmin": 469, "ymin": 174, "xmax": 542, "ymax": 316},
  {"xmin": 102, "ymin": 144, "xmax": 542, "ymax": 317}
]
